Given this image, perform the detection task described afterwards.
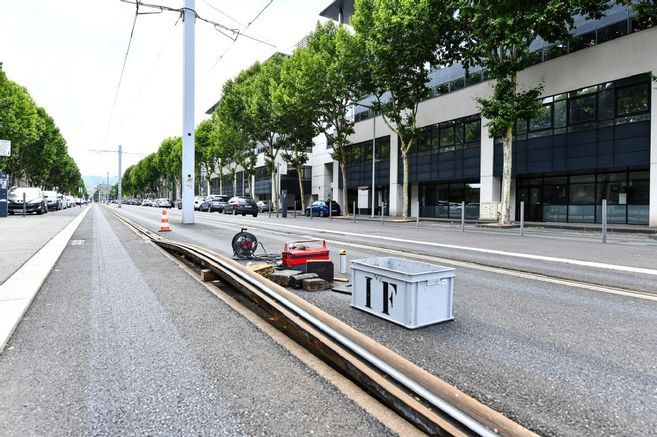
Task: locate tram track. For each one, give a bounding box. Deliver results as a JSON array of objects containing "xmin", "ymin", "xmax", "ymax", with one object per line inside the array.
[{"xmin": 104, "ymin": 206, "xmax": 535, "ymax": 436}]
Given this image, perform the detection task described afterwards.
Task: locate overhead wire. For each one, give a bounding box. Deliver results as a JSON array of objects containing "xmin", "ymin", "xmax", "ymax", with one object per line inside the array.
[
  {"xmin": 198, "ymin": 0, "xmax": 244, "ymax": 27},
  {"xmin": 102, "ymin": 2, "xmax": 139, "ymax": 148}
]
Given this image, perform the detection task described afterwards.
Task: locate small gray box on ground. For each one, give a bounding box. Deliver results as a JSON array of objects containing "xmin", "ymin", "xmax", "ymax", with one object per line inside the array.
[
  {"xmin": 289, "ymin": 272, "xmax": 318, "ymax": 289},
  {"xmin": 269, "ymin": 270, "xmax": 301, "ymax": 287},
  {"xmin": 351, "ymin": 257, "xmax": 455, "ymax": 329},
  {"xmin": 302, "ymin": 278, "xmax": 332, "ymax": 291}
]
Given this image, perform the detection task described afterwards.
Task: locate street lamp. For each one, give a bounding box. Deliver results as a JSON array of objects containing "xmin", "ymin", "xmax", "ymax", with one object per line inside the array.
[{"xmin": 352, "ymin": 102, "xmax": 377, "ymax": 218}]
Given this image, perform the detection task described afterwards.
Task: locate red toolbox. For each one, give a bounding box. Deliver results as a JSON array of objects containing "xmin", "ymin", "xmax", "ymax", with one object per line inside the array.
[{"xmin": 282, "ymin": 240, "xmax": 329, "ymax": 270}]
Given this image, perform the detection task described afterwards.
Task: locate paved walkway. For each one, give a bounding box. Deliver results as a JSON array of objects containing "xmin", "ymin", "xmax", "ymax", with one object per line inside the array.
[
  {"xmin": 0, "ymin": 205, "xmax": 391, "ymax": 435},
  {"xmin": 0, "ymin": 207, "xmax": 87, "ymax": 284}
]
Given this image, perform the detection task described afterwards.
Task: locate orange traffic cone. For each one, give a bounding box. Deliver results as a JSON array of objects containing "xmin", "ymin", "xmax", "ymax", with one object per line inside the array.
[{"xmin": 159, "ymin": 209, "xmax": 171, "ymax": 232}]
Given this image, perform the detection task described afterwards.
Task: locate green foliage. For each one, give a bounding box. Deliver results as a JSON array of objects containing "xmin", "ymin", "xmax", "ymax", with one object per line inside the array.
[
  {"xmin": 352, "ymin": 0, "xmax": 458, "ymax": 217},
  {"xmin": 0, "ymin": 69, "xmax": 82, "ymax": 193}
]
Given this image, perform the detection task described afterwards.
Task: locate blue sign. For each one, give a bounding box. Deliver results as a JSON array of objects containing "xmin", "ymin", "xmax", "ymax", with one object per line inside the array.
[{"xmin": 0, "ymin": 172, "xmax": 8, "ymax": 218}]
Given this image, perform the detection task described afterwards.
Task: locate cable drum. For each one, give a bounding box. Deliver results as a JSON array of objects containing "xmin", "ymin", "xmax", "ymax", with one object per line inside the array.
[{"xmin": 232, "ymin": 228, "xmax": 258, "ymax": 259}]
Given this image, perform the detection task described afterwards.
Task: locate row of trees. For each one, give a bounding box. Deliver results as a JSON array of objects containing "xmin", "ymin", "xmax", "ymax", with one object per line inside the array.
[
  {"xmin": 0, "ymin": 69, "xmax": 84, "ymax": 194},
  {"xmin": 124, "ymin": 0, "xmax": 653, "ymax": 222}
]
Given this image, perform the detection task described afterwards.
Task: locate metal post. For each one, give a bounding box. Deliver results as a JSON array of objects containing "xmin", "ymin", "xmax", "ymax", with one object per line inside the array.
[
  {"xmin": 520, "ymin": 201, "xmax": 525, "ymax": 237},
  {"xmin": 181, "ymin": 0, "xmax": 195, "ymax": 224},
  {"xmin": 371, "ymin": 114, "xmax": 376, "ymax": 218},
  {"xmin": 461, "ymin": 201, "xmax": 465, "ymax": 232},
  {"xmin": 602, "ymin": 199, "xmax": 607, "ymax": 244},
  {"xmin": 118, "ymin": 145, "xmax": 122, "ymax": 209},
  {"xmin": 22, "ymin": 192, "xmax": 26, "ymax": 216},
  {"xmin": 329, "ymin": 195, "xmax": 332, "ymax": 221},
  {"xmin": 268, "ymin": 202, "xmax": 271, "ymax": 218},
  {"xmin": 352, "ymin": 201, "xmax": 356, "ymax": 223},
  {"xmin": 416, "ymin": 200, "xmax": 420, "ymax": 229},
  {"xmin": 294, "ymin": 201, "xmax": 297, "ymax": 219},
  {"xmin": 381, "ymin": 202, "xmax": 384, "ymax": 225}
]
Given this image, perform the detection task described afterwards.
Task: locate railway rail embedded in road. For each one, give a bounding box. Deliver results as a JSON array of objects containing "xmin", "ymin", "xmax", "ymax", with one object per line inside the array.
[{"xmin": 104, "ymin": 206, "xmax": 535, "ymax": 437}]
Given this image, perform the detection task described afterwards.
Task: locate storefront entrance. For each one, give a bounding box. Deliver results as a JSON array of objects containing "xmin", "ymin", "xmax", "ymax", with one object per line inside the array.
[{"xmin": 517, "ymin": 171, "xmax": 649, "ymax": 225}]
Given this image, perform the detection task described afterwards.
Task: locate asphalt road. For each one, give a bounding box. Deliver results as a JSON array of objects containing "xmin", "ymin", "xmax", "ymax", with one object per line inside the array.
[
  {"xmin": 0, "ymin": 206, "xmax": 392, "ymax": 436},
  {"xmin": 113, "ymin": 204, "xmax": 657, "ymax": 437}
]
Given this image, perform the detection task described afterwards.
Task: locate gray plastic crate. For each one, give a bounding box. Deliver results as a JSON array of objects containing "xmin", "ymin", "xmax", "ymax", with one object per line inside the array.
[{"xmin": 351, "ymin": 257, "xmax": 455, "ymax": 329}]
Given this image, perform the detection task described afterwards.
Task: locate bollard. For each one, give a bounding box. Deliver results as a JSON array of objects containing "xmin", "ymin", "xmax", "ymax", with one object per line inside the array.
[
  {"xmin": 381, "ymin": 202, "xmax": 384, "ymax": 225},
  {"xmin": 294, "ymin": 203, "xmax": 297, "ymax": 219},
  {"xmin": 276, "ymin": 202, "xmax": 279, "ymax": 218},
  {"xmin": 520, "ymin": 201, "xmax": 525, "ymax": 237},
  {"xmin": 329, "ymin": 198, "xmax": 332, "ymax": 221},
  {"xmin": 352, "ymin": 201, "xmax": 356, "ymax": 223},
  {"xmin": 339, "ymin": 249, "xmax": 347, "ymax": 274},
  {"xmin": 460, "ymin": 201, "xmax": 465, "ymax": 232},
  {"xmin": 23, "ymin": 192, "xmax": 26, "ymax": 217},
  {"xmin": 602, "ymin": 199, "xmax": 607, "ymax": 244},
  {"xmin": 268, "ymin": 204, "xmax": 271, "ymax": 218}
]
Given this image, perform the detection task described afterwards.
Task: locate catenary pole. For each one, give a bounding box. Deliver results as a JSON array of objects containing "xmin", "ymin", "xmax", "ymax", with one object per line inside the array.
[
  {"xmin": 181, "ymin": 0, "xmax": 196, "ymax": 224},
  {"xmin": 118, "ymin": 145, "xmax": 123, "ymax": 208}
]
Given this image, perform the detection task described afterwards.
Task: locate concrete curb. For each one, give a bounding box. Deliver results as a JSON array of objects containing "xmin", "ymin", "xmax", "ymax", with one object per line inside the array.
[{"xmin": 0, "ymin": 206, "xmax": 91, "ymax": 353}]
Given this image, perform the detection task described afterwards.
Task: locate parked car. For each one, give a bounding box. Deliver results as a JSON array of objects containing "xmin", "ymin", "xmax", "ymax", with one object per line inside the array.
[
  {"xmin": 42, "ymin": 190, "xmax": 62, "ymax": 211},
  {"xmin": 7, "ymin": 187, "xmax": 48, "ymax": 215},
  {"xmin": 256, "ymin": 200, "xmax": 274, "ymax": 212},
  {"xmin": 200, "ymin": 194, "xmax": 229, "ymax": 212},
  {"xmin": 305, "ymin": 200, "xmax": 341, "ymax": 217},
  {"xmin": 223, "ymin": 196, "xmax": 258, "ymax": 217},
  {"xmin": 66, "ymin": 195, "xmax": 76, "ymax": 207},
  {"xmin": 156, "ymin": 198, "xmax": 174, "ymax": 208}
]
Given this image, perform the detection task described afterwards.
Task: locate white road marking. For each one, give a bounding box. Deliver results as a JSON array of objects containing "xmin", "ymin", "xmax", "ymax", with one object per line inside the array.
[{"xmin": 190, "ymin": 214, "xmax": 657, "ymax": 277}]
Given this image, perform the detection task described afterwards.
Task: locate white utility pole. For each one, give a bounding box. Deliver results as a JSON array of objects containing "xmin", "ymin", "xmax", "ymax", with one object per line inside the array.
[
  {"xmin": 118, "ymin": 144, "xmax": 123, "ymax": 208},
  {"xmin": 181, "ymin": 0, "xmax": 195, "ymax": 224}
]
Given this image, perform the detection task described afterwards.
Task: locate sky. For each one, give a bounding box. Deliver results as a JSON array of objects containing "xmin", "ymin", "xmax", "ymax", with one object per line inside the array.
[{"xmin": 0, "ymin": 0, "xmax": 330, "ymax": 183}]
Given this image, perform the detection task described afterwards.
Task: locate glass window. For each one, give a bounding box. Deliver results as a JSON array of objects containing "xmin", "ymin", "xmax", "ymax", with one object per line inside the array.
[
  {"xmin": 465, "ymin": 71, "xmax": 482, "ymax": 87},
  {"xmin": 376, "ymin": 138, "xmax": 390, "ymax": 159},
  {"xmin": 364, "ymin": 142, "xmax": 373, "ymax": 161},
  {"xmin": 597, "ymin": 20, "xmax": 628, "ymax": 43},
  {"xmin": 515, "ymin": 119, "xmax": 528, "ymax": 135},
  {"xmin": 352, "ymin": 145, "xmax": 362, "ymax": 162},
  {"xmin": 464, "ymin": 119, "xmax": 481, "ymax": 143},
  {"xmin": 440, "ymin": 125, "xmax": 455, "ymax": 150},
  {"xmin": 569, "ymin": 183, "xmax": 596, "ymax": 204},
  {"xmin": 569, "ymin": 94, "xmax": 596, "ymax": 124},
  {"xmin": 544, "ymin": 43, "xmax": 567, "ymax": 60},
  {"xmin": 569, "ymin": 31, "xmax": 596, "ymax": 52},
  {"xmin": 598, "ymin": 89, "xmax": 614, "ymax": 120},
  {"xmin": 453, "ymin": 123, "xmax": 464, "ymax": 146},
  {"xmin": 449, "ymin": 77, "xmax": 465, "ymax": 92},
  {"xmin": 554, "ymin": 100, "xmax": 567, "ymax": 128},
  {"xmin": 530, "ymin": 104, "xmax": 552, "ymax": 131},
  {"xmin": 435, "ymin": 84, "xmax": 449, "ymax": 95},
  {"xmin": 616, "ymin": 83, "xmax": 650, "ymax": 116}
]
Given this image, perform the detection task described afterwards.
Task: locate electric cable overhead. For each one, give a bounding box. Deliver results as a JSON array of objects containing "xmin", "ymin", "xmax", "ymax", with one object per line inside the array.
[
  {"xmin": 198, "ymin": 0, "xmax": 243, "ymax": 27},
  {"xmin": 201, "ymin": 0, "xmax": 275, "ymax": 84},
  {"xmin": 102, "ymin": 2, "xmax": 139, "ymax": 147}
]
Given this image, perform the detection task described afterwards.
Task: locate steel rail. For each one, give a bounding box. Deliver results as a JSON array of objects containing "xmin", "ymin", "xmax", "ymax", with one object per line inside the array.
[{"xmin": 104, "ymin": 206, "xmax": 535, "ymax": 436}]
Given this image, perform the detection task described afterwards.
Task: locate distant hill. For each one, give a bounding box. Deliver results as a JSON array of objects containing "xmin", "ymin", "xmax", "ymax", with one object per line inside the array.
[{"xmin": 83, "ymin": 175, "xmax": 118, "ymax": 189}]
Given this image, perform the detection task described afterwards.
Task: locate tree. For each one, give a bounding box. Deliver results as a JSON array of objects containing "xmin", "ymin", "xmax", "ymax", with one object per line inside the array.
[
  {"xmin": 0, "ymin": 70, "xmax": 39, "ymax": 185},
  {"xmin": 195, "ymin": 119, "xmax": 216, "ymax": 195},
  {"xmin": 352, "ymin": 0, "xmax": 458, "ymax": 219},
  {"xmin": 274, "ymin": 51, "xmax": 323, "ymax": 211},
  {"xmin": 457, "ymin": 0, "xmax": 611, "ymax": 224},
  {"xmin": 241, "ymin": 55, "xmax": 288, "ymax": 209},
  {"xmin": 293, "ymin": 21, "xmax": 366, "ymax": 215}
]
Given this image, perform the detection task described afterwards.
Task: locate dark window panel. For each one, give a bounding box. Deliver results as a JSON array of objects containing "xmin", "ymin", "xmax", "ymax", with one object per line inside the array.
[
  {"xmin": 569, "ymin": 94, "xmax": 597, "ymax": 124},
  {"xmin": 597, "ymin": 20, "xmax": 628, "ymax": 43},
  {"xmin": 616, "ymin": 83, "xmax": 650, "ymax": 116}
]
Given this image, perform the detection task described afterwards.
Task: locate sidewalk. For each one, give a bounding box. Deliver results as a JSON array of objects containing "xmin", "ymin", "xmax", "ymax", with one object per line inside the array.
[{"xmin": 0, "ymin": 207, "xmax": 87, "ymax": 285}]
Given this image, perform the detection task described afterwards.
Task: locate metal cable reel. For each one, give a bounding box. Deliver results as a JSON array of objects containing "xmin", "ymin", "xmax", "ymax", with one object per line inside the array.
[{"xmin": 232, "ymin": 228, "xmax": 258, "ymax": 259}]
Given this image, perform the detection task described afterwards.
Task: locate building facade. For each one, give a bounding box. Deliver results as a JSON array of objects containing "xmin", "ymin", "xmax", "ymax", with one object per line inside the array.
[
  {"xmin": 311, "ymin": 1, "xmax": 657, "ymax": 227},
  {"xmin": 208, "ymin": 2, "xmax": 656, "ymax": 227}
]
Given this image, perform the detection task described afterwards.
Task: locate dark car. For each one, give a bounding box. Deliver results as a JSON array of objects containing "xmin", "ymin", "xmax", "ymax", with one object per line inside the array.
[
  {"xmin": 305, "ymin": 200, "xmax": 341, "ymax": 217},
  {"xmin": 7, "ymin": 187, "xmax": 48, "ymax": 215},
  {"xmin": 201, "ymin": 194, "xmax": 229, "ymax": 212},
  {"xmin": 223, "ymin": 196, "xmax": 258, "ymax": 217}
]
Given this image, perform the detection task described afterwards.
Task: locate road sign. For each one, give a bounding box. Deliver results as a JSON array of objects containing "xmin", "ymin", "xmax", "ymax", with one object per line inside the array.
[
  {"xmin": 0, "ymin": 140, "xmax": 10, "ymax": 157},
  {"xmin": 279, "ymin": 162, "xmax": 288, "ymax": 175}
]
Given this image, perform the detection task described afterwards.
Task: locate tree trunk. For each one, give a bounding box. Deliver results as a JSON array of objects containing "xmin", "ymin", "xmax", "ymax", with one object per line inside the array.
[
  {"xmin": 340, "ymin": 162, "xmax": 349, "ymax": 217},
  {"xmin": 296, "ymin": 163, "xmax": 306, "ymax": 211},
  {"xmin": 248, "ymin": 174, "xmax": 254, "ymax": 198},
  {"xmin": 232, "ymin": 173, "xmax": 237, "ymax": 196},
  {"xmin": 402, "ymin": 150, "xmax": 409, "ymax": 219},
  {"xmin": 499, "ymin": 125, "xmax": 513, "ymax": 225}
]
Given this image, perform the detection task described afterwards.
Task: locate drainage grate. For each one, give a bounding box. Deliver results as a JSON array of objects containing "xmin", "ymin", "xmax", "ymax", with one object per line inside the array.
[{"xmin": 70, "ymin": 239, "xmax": 86, "ymax": 246}]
